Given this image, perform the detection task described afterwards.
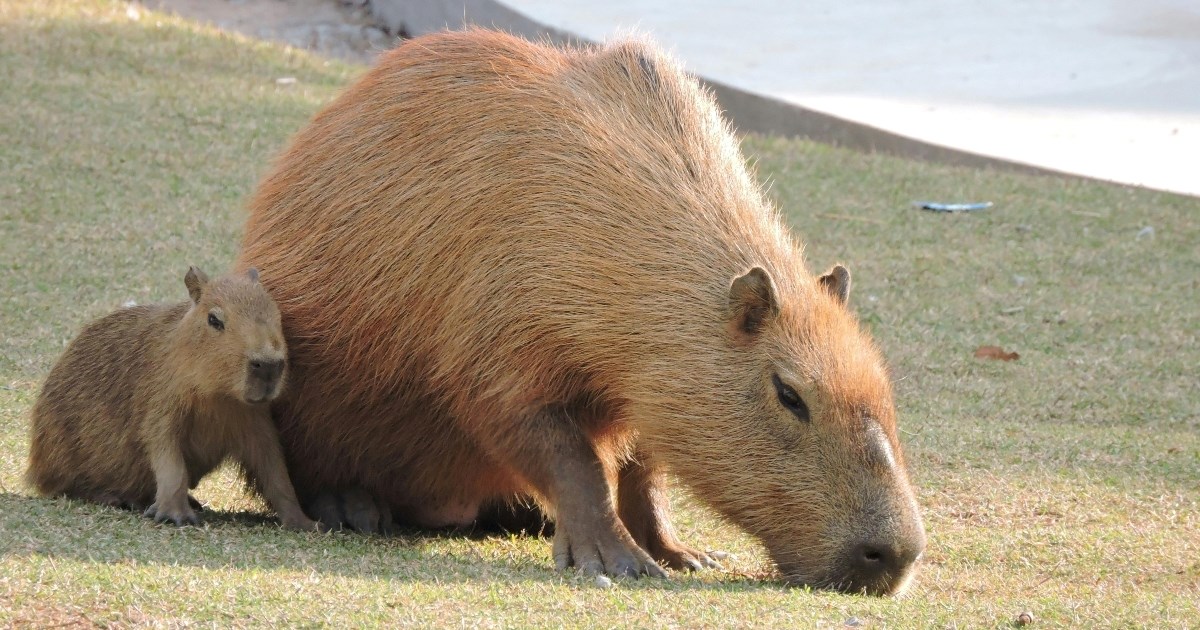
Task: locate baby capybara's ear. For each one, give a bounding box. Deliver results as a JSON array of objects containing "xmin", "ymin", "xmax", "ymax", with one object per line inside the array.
[
  {"xmin": 818, "ymin": 264, "xmax": 851, "ymax": 305},
  {"xmin": 728, "ymin": 266, "xmax": 780, "ymax": 342},
  {"xmin": 184, "ymin": 266, "xmax": 209, "ymax": 304},
  {"xmin": 246, "ymin": 267, "xmax": 260, "ymax": 283}
]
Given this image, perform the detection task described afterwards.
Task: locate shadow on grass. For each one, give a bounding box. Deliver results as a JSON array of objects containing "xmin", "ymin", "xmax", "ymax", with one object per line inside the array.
[{"xmin": 0, "ymin": 492, "xmax": 784, "ymax": 593}]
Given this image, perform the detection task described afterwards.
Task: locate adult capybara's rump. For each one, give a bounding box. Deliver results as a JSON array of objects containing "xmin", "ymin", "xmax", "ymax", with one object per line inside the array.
[{"xmin": 240, "ymin": 30, "xmax": 925, "ymax": 593}]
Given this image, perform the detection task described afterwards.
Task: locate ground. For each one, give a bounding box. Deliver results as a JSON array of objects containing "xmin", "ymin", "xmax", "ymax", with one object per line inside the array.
[
  {"xmin": 1, "ymin": 1, "xmax": 1198, "ymax": 627},
  {"xmin": 139, "ymin": 0, "xmax": 393, "ymax": 64}
]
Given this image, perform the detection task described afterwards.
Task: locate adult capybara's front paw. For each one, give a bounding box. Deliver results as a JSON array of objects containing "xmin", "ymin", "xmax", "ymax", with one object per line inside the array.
[
  {"xmin": 552, "ymin": 524, "xmax": 668, "ymax": 579},
  {"xmin": 651, "ymin": 541, "xmax": 724, "ymax": 572},
  {"xmin": 143, "ymin": 501, "xmax": 199, "ymax": 527}
]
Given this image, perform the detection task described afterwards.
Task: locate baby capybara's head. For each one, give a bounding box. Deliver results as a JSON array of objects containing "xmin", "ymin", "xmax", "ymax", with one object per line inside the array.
[
  {"xmin": 726, "ymin": 265, "xmax": 924, "ymax": 594},
  {"xmin": 181, "ymin": 267, "xmax": 287, "ymax": 405}
]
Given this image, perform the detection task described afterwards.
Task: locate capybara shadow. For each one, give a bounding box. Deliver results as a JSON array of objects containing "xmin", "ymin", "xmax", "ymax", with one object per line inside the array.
[
  {"xmin": 25, "ymin": 267, "xmax": 318, "ymax": 532},
  {"xmin": 237, "ymin": 30, "xmax": 925, "ymax": 594}
]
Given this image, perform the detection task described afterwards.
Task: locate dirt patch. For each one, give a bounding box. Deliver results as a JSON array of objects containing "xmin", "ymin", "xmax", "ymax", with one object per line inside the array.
[{"xmin": 137, "ymin": 0, "xmax": 397, "ymax": 64}]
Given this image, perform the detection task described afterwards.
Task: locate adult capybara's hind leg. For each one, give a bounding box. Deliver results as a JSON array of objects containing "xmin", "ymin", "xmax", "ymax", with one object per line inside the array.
[
  {"xmin": 307, "ymin": 491, "xmax": 343, "ymax": 531},
  {"xmin": 476, "ymin": 497, "xmax": 553, "ymax": 536},
  {"xmin": 340, "ymin": 486, "xmax": 393, "ymax": 535},
  {"xmin": 306, "ymin": 487, "xmax": 392, "ymax": 534}
]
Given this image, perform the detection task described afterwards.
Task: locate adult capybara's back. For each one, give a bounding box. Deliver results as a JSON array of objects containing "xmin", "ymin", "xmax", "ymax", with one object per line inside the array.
[{"xmin": 239, "ymin": 30, "xmax": 926, "ymax": 594}]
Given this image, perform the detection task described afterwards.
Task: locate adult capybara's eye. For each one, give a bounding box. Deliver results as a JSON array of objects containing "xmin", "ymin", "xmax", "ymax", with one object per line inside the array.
[
  {"xmin": 207, "ymin": 312, "xmax": 225, "ymax": 331},
  {"xmin": 772, "ymin": 374, "xmax": 810, "ymax": 422}
]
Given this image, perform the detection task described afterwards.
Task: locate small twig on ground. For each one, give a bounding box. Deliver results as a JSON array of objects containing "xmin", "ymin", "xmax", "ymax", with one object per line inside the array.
[{"xmin": 817, "ymin": 213, "xmax": 884, "ymax": 224}]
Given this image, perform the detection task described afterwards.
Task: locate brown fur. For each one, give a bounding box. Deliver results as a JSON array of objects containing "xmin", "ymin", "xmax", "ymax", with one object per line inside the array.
[
  {"xmin": 237, "ymin": 30, "xmax": 925, "ymax": 593},
  {"xmin": 26, "ymin": 267, "xmax": 316, "ymax": 531}
]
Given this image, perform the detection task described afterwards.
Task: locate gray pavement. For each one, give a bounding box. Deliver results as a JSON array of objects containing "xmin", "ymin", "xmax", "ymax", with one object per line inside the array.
[{"xmin": 377, "ymin": 0, "xmax": 1200, "ymax": 196}]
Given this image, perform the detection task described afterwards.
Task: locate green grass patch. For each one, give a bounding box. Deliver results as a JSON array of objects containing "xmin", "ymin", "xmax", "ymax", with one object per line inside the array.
[{"xmin": 2, "ymin": 0, "xmax": 1197, "ymax": 626}]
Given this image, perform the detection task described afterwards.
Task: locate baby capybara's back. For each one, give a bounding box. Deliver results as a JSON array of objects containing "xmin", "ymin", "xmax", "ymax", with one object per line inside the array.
[{"xmin": 27, "ymin": 304, "xmax": 185, "ymax": 506}]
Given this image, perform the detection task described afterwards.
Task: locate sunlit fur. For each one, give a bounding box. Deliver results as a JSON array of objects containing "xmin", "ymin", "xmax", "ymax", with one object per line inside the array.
[{"xmin": 237, "ymin": 30, "xmax": 924, "ymax": 593}]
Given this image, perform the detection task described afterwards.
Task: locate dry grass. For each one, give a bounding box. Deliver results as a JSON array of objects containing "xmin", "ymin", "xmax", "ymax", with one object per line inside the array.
[{"xmin": 1, "ymin": 0, "xmax": 1197, "ymax": 627}]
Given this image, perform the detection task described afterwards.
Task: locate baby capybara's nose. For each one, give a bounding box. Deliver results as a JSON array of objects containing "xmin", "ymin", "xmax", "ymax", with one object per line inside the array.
[
  {"xmin": 844, "ymin": 532, "xmax": 926, "ymax": 595},
  {"xmin": 249, "ymin": 358, "xmax": 285, "ymax": 385}
]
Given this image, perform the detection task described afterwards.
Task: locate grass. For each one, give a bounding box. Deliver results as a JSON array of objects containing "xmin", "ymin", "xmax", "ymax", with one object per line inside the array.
[{"xmin": 1, "ymin": 0, "xmax": 1197, "ymax": 627}]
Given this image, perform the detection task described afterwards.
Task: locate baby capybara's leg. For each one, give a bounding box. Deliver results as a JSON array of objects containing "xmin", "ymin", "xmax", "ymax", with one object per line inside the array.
[
  {"xmin": 142, "ymin": 431, "xmax": 199, "ymax": 526},
  {"xmin": 236, "ymin": 422, "xmax": 319, "ymax": 532},
  {"xmin": 475, "ymin": 405, "xmax": 665, "ymax": 578},
  {"xmin": 617, "ymin": 453, "xmax": 721, "ymax": 572}
]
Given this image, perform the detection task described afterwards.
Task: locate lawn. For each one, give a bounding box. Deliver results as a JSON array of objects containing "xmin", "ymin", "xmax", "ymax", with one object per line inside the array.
[{"xmin": 1, "ymin": 1, "xmax": 1197, "ymax": 627}]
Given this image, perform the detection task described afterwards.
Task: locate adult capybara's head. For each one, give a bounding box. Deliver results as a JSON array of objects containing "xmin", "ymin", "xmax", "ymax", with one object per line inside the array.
[
  {"xmin": 180, "ymin": 267, "xmax": 287, "ymax": 405},
  {"xmin": 735, "ymin": 265, "xmax": 923, "ymax": 594},
  {"xmin": 646, "ymin": 260, "xmax": 926, "ymax": 595}
]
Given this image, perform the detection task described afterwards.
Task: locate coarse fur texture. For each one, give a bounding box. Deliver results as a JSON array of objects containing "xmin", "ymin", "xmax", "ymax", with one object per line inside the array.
[
  {"xmin": 237, "ymin": 30, "xmax": 925, "ymax": 593},
  {"xmin": 26, "ymin": 267, "xmax": 316, "ymax": 531}
]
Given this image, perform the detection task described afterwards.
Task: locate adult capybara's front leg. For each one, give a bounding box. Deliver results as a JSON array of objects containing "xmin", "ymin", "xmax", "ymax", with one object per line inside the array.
[
  {"xmin": 487, "ymin": 406, "xmax": 666, "ymax": 578},
  {"xmin": 617, "ymin": 455, "xmax": 721, "ymax": 572}
]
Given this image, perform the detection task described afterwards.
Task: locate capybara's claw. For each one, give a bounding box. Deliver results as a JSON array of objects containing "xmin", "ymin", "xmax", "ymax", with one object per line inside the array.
[
  {"xmin": 657, "ymin": 545, "xmax": 723, "ymax": 572},
  {"xmin": 697, "ymin": 551, "xmax": 725, "ymax": 570}
]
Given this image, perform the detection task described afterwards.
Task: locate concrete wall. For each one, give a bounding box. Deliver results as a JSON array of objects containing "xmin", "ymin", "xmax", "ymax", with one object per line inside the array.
[{"xmin": 365, "ymin": 0, "xmax": 1052, "ymax": 175}]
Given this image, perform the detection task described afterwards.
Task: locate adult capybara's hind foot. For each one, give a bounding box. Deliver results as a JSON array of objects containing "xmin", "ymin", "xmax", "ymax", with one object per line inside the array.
[{"xmin": 307, "ymin": 487, "xmax": 393, "ymax": 534}]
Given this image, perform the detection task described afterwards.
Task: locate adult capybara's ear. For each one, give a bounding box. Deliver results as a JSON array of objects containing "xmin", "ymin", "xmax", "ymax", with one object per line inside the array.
[
  {"xmin": 728, "ymin": 266, "xmax": 780, "ymax": 342},
  {"xmin": 246, "ymin": 267, "xmax": 260, "ymax": 283},
  {"xmin": 819, "ymin": 264, "xmax": 851, "ymax": 305},
  {"xmin": 184, "ymin": 266, "xmax": 209, "ymax": 304}
]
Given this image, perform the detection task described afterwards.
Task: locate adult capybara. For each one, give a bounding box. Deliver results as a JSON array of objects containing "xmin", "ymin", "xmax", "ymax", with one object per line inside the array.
[
  {"xmin": 26, "ymin": 267, "xmax": 317, "ymax": 531},
  {"xmin": 238, "ymin": 30, "xmax": 926, "ymax": 594}
]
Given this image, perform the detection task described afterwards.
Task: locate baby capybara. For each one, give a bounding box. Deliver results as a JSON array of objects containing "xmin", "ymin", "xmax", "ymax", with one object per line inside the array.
[
  {"xmin": 239, "ymin": 30, "xmax": 925, "ymax": 593},
  {"xmin": 26, "ymin": 267, "xmax": 316, "ymax": 531}
]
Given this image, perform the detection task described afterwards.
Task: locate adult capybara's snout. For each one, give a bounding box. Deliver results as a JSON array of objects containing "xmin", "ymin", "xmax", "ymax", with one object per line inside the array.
[
  {"xmin": 825, "ymin": 491, "xmax": 926, "ymax": 595},
  {"xmin": 840, "ymin": 527, "xmax": 926, "ymax": 595},
  {"xmin": 769, "ymin": 481, "xmax": 926, "ymax": 595}
]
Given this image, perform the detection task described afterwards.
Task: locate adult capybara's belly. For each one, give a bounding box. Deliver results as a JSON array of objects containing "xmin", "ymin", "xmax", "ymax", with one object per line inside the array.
[{"xmin": 271, "ymin": 359, "xmax": 525, "ymax": 528}]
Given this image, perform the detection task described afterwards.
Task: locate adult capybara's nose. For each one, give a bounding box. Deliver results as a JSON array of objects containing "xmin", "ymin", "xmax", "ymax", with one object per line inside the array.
[{"xmin": 843, "ymin": 529, "xmax": 926, "ymax": 595}]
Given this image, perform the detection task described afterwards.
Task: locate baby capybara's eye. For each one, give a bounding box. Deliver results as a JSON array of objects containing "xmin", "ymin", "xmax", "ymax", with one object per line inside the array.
[
  {"xmin": 207, "ymin": 313, "xmax": 224, "ymax": 331},
  {"xmin": 772, "ymin": 374, "xmax": 810, "ymax": 422}
]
